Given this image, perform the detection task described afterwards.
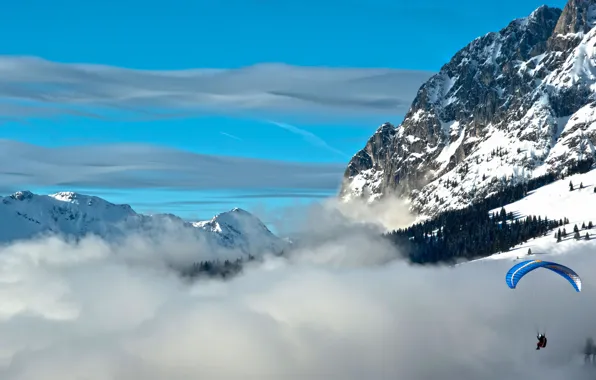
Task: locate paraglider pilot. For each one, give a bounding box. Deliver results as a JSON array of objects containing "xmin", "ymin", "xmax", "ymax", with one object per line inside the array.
[
  {"xmin": 536, "ymin": 334, "xmax": 547, "ymax": 350},
  {"xmin": 505, "ymin": 259, "xmax": 580, "ymax": 352}
]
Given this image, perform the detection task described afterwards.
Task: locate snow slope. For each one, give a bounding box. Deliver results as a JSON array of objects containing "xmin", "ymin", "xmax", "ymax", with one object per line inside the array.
[
  {"xmin": 474, "ymin": 169, "xmax": 596, "ymax": 263},
  {"xmin": 0, "ymin": 190, "xmax": 287, "ymax": 257}
]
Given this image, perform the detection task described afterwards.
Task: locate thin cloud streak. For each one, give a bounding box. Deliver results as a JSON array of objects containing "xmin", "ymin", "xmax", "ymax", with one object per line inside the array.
[
  {"xmin": 219, "ymin": 132, "xmax": 242, "ymax": 141},
  {"xmin": 0, "ymin": 139, "xmax": 346, "ymax": 193},
  {"xmin": 0, "ymin": 56, "xmax": 434, "ymax": 122},
  {"xmin": 267, "ymin": 120, "xmax": 348, "ymax": 158}
]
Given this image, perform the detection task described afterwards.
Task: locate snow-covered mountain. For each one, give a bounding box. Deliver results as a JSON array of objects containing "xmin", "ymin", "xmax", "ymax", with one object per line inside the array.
[
  {"xmin": 192, "ymin": 207, "xmax": 288, "ymax": 256},
  {"xmin": 0, "ymin": 190, "xmax": 287, "ymax": 257},
  {"xmin": 340, "ymin": 0, "xmax": 596, "ymax": 218}
]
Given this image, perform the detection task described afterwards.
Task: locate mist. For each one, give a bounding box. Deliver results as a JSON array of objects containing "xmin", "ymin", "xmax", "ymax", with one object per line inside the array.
[{"xmin": 0, "ymin": 198, "xmax": 595, "ymax": 380}]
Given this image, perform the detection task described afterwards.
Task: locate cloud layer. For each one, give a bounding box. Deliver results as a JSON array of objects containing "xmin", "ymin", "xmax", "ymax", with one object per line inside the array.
[
  {"xmin": 0, "ymin": 56, "xmax": 433, "ymax": 122},
  {"xmin": 0, "ymin": 198, "xmax": 594, "ymax": 380},
  {"xmin": 0, "ymin": 139, "xmax": 345, "ymax": 192}
]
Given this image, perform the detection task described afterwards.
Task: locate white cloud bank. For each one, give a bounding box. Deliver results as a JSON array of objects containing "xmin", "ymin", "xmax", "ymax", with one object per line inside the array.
[
  {"xmin": 0, "ymin": 198, "xmax": 594, "ymax": 380},
  {"xmin": 0, "ymin": 56, "xmax": 433, "ymax": 122}
]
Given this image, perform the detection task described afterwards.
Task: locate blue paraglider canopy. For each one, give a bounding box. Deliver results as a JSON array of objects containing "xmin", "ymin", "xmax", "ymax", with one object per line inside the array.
[{"xmin": 505, "ymin": 259, "xmax": 581, "ymax": 292}]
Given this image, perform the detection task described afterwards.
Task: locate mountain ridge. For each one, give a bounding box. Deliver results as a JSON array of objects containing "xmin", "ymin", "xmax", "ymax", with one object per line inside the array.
[{"xmin": 0, "ymin": 190, "xmax": 287, "ymax": 258}]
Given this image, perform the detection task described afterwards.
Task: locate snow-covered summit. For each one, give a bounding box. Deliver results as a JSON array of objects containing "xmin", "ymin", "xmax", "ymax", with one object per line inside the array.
[
  {"xmin": 192, "ymin": 207, "xmax": 286, "ymax": 255},
  {"xmin": 0, "ymin": 190, "xmax": 287, "ymax": 257},
  {"xmin": 0, "ymin": 190, "xmax": 139, "ymax": 242},
  {"xmin": 340, "ymin": 1, "xmax": 596, "ymax": 218},
  {"xmin": 194, "ymin": 208, "xmax": 265, "ymax": 234}
]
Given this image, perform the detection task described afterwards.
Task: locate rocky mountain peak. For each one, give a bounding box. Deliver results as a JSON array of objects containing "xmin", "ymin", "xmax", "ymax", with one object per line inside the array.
[
  {"xmin": 340, "ymin": 1, "xmax": 596, "ymax": 218},
  {"xmin": 9, "ymin": 190, "xmax": 34, "ymax": 201},
  {"xmin": 553, "ymin": 0, "xmax": 596, "ymax": 35},
  {"xmin": 547, "ymin": 0, "xmax": 596, "ymax": 51}
]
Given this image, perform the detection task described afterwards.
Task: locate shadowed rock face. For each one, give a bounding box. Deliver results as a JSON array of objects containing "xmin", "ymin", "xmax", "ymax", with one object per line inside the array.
[
  {"xmin": 554, "ymin": 0, "xmax": 596, "ymax": 35},
  {"xmin": 548, "ymin": 0, "xmax": 596, "ymax": 52},
  {"xmin": 341, "ymin": 1, "xmax": 596, "ymax": 217}
]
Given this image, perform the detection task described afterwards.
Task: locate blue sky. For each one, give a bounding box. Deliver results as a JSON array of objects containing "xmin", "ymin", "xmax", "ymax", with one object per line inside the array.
[{"xmin": 0, "ymin": 0, "xmax": 567, "ymax": 222}]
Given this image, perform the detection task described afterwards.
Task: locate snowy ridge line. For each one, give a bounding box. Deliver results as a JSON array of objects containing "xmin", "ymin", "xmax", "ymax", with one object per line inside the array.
[{"xmin": 0, "ymin": 190, "xmax": 287, "ymax": 258}]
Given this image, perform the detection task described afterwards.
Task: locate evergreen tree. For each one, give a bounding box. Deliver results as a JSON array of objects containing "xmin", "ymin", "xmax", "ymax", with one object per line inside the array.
[
  {"xmin": 586, "ymin": 232, "xmax": 591, "ymax": 241},
  {"xmin": 575, "ymin": 230, "xmax": 581, "ymax": 240},
  {"xmin": 574, "ymin": 224, "xmax": 579, "ymax": 233},
  {"xmin": 570, "ymin": 181, "xmax": 574, "ymax": 191},
  {"xmin": 528, "ymin": 248, "xmax": 532, "ymax": 255},
  {"xmin": 583, "ymin": 222, "xmax": 586, "ymax": 229},
  {"xmin": 589, "ymin": 221, "xmax": 594, "ymax": 229}
]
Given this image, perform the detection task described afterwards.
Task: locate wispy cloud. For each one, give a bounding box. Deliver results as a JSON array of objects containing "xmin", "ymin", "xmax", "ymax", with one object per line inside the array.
[
  {"xmin": 0, "ymin": 56, "xmax": 434, "ymax": 122},
  {"xmin": 0, "ymin": 139, "xmax": 345, "ymax": 193},
  {"xmin": 267, "ymin": 120, "xmax": 347, "ymax": 157},
  {"xmin": 219, "ymin": 131, "xmax": 242, "ymax": 141}
]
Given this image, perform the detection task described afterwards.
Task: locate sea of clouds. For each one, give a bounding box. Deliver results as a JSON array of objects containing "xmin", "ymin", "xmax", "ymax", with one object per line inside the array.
[{"xmin": 0, "ymin": 196, "xmax": 595, "ymax": 380}]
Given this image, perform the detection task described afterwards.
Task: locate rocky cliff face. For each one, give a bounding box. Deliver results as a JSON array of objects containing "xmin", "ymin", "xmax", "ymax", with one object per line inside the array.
[{"xmin": 341, "ymin": 1, "xmax": 596, "ymax": 217}]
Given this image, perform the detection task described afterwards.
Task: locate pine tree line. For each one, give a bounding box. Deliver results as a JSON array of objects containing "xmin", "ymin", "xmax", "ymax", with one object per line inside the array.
[
  {"xmin": 386, "ymin": 157, "xmax": 595, "ymax": 264},
  {"xmin": 387, "ymin": 208, "xmax": 566, "ymax": 264},
  {"xmin": 180, "ymin": 254, "xmax": 256, "ymax": 279}
]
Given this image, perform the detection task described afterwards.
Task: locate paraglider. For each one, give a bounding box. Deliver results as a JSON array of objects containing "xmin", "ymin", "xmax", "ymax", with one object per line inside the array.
[
  {"xmin": 505, "ymin": 259, "xmax": 581, "ymax": 292},
  {"xmin": 505, "ymin": 259, "xmax": 581, "ymax": 351}
]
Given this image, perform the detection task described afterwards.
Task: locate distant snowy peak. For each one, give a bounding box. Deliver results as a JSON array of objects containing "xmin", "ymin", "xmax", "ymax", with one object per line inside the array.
[
  {"xmin": 340, "ymin": 0, "xmax": 596, "ymax": 218},
  {"xmin": 6, "ymin": 190, "xmax": 134, "ymax": 214},
  {"xmin": 0, "ymin": 190, "xmax": 286, "ymax": 257},
  {"xmin": 193, "ymin": 207, "xmax": 286, "ymax": 255},
  {"xmin": 0, "ymin": 190, "xmax": 139, "ymax": 239},
  {"xmin": 195, "ymin": 208, "xmax": 267, "ymax": 234}
]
